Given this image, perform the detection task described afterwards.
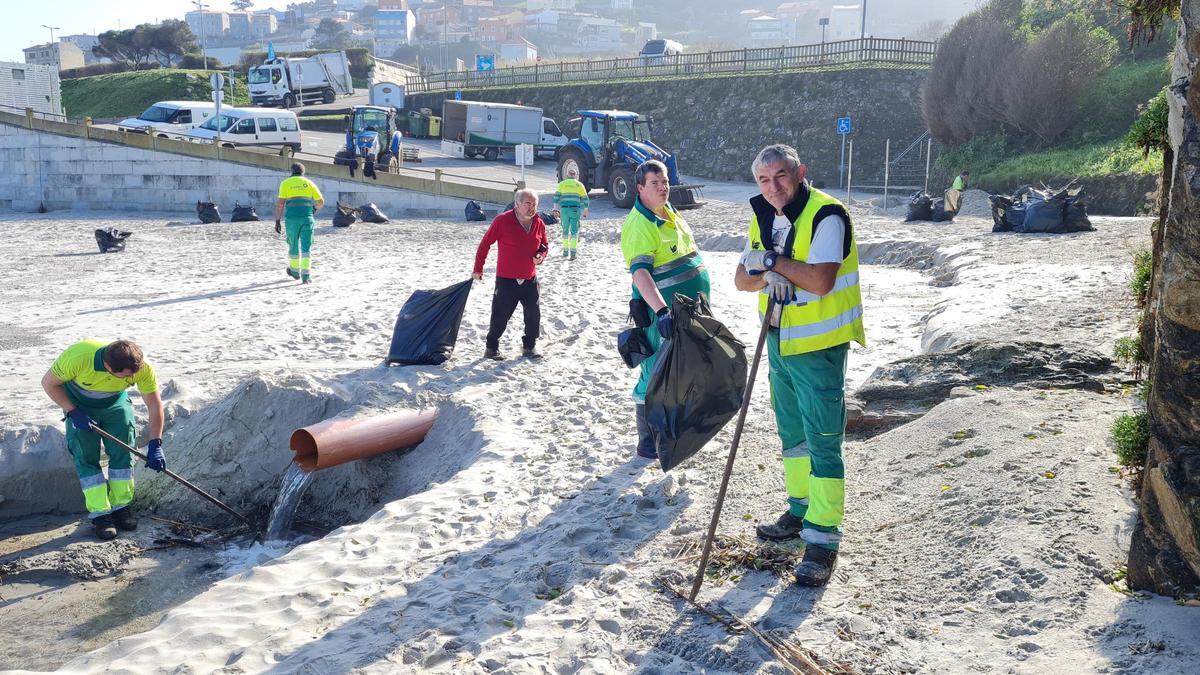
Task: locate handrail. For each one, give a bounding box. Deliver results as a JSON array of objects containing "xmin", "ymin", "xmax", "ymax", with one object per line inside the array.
[{"xmin": 890, "ymin": 130, "xmax": 931, "ymax": 165}]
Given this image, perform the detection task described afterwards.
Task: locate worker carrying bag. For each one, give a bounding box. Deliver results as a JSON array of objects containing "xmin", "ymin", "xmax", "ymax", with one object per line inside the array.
[
  {"xmin": 95, "ymin": 227, "xmax": 132, "ymax": 253},
  {"xmin": 387, "ymin": 279, "xmax": 473, "ymax": 365},
  {"xmin": 196, "ymin": 201, "xmax": 221, "ymax": 224},
  {"xmin": 644, "ymin": 294, "xmax": 747, "ymax": 471}
]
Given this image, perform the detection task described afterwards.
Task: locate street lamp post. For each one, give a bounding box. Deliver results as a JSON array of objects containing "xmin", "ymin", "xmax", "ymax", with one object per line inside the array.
[
  {"xmin": 193, "ymin": 0, "xmax": 209, "ymax": 71},
  {"xmin": 860, "ymin": 0, "xmax": 868, "ymax": 39},
  {"xmin": 42, "ymin": 24, "xmax": 60, "ymax": 45}
]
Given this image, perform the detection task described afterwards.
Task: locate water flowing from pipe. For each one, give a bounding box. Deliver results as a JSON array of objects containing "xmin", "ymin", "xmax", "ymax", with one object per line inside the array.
[{"xmin": 266, "ymin": 462, "xmax": 315, "ymax": 541}]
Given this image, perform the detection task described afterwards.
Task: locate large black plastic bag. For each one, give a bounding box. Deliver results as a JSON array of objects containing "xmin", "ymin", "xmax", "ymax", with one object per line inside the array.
[
  {"xmin": 930, "ymin": 197, "xmax": 954, "ymax": 222},
  {"xmin": 645, "ymin": 294, "xmax": 748, "ymax": 471},
  {"xmin": 387, "ymin": 279, "xmax": 473, "ymax": 365},
  {"xmin": 465, "ymin": 200, "xmax": 486, "ymax": 222},
  {"xmin": 905, "ymin": 191, "xmax": 933, "ymax": 222},
  {"xmin": 95, "ymin": 227, "xmax": 131, "ymax": 253},
  {"xmin": 1018, "ymin": 191, "xmax": 1065, "ymax": 233},
  {"xmin": 231, "ymin": 202, "xmax": 260, "ymax": 222},
  {"xmin": 332, "ymin": 202, "xmax": 357, "ymax": 227},
  {"xmin": 989, "ymin": 194, "xmax": 1014, "ymax": 232},
  {"xmin": 1063, "ymin": 195, "xmax": 1094, "ymax": 232},
  {"xmin": 360, "ymin": 203, "xmax": 389, "ymax": 223},
  {"xmin": 196, "ymin": 201, "xmax": 221, "ymax": 224}
]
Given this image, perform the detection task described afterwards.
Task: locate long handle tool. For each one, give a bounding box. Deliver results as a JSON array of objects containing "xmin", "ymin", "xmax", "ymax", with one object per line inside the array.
[
  {"xmin": 689, "ymin": 299, "xmax": 775, "ymax": 601},
  {"xmin": 89, "ymin": 425, "xmax": 258, "ymax": 531}
]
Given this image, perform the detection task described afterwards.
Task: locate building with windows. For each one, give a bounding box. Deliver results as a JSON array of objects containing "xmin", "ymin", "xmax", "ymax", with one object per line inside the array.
[
  {"xmin": 59, "ymin": 35, "xmax": 105, "ymax": 64},
  {"xmin": 22, "ymin": 42, "xmax": 84, "ymax": 72},
  {"xmin": 185, "ymin": 10, "xmax": 230, "ymax": 39},
  {"xmin": 500, "ymin": 38, "xmax": 537, "ymax": 64}
]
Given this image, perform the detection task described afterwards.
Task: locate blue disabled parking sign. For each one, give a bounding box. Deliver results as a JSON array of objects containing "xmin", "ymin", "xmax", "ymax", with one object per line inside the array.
[
  {"xmin": 454, "ymin": 91, "xmax": 463, "ymax": 101},
  {"xmin": 476, "ymin": 54, "xmax": 495, "ymax": 72},
  {"xmin": 836, "ymin": 116, "xmax": 852, "ymax": 135}
]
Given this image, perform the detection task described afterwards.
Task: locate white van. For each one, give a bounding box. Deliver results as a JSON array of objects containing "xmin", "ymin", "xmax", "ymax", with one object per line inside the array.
[
  {"xmin": 117, "ymin": 101, "xmax": 216, "ymax": 136},
  {"xmin": 185, "ymin": 107, "xmax": 302, "ymax": 152},
  {"xmin": 639, "ymin": 39, "xmax": 683, "ymax": 63}
]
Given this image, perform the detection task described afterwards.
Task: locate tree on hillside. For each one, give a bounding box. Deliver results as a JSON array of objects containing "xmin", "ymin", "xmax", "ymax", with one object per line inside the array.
[
  {"xmin": 313, "ymin": 18, "xmax": 352, "ymax": 50},
  {"xmin": 93, "ymin": 21, "xmax": 198, "ymax": 70},
  {"xmin": 232, "ymin": 0, "xmax": 254, "ymax": 10},
  {"xmin": 150, "ymin": 20, "xmax": 200, "ymax": 67}
]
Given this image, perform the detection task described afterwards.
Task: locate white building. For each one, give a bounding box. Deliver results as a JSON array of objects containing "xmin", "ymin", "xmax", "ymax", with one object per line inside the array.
[
  {"xmin": 22, "ymin": 42, "xmax": 85, "ymax": 72},
  {"xmin": 576, "ymin": 16, "xmax": 621, "ymax": 50},
  {"xmin": 250, "ymin": 13, "xmax": 279, "ymax": 37},
  {"xmin": 635, "ymin": 22, "xmax": 656, "ymax": 44},
  {"xmin": 186, "ymin": 10, "xmax": 230, "ymax": 39},
  {"xmin": 828, "ymin": 4, "xmax": 863, "ymax": 41},
  {"xmin": 528, "ymin": 0, "xmax": 576, "ymax": 10},
  {"xmin": 748, "ymin": 15, "xmax": 796, "ymax": 46},
  {"xmin": 500, "ymin": 38, "xmax": 538, "ymax": 63},
  {"xmin": 1, "ymin": 61, "xmax": 63, "ymax": 116},
  {"xmin": 611, "ymin": 0, "xmax": 633, "ymax": 9},
  {"xmin": 59, "ymin": 35, "xmax": 105, "ymax": 64}
]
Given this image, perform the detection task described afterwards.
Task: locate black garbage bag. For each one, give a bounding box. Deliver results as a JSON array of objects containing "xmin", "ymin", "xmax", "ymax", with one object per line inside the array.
[
  {"xmin": 465, "ymin": 200, "xmax": 486, "ymax": 222},
  {"xmin": 1063, "ymin": 192, "xmax": 1094, "ymax": 232},
  {"xmin": 332, "ymin": 202, "xmax": 357, "ymax": 227},
  {"xmin": 359, "ymin": 203, "xmax": 389, "ymax": 223},
  {"xmin": 539, "ymin": 210, "xmax": 559, "ymax": 226},
  {"xmin": 644, "ymin": 294, "xmax": 748, "ymax": 471},
  {"xmin": 231, "ymin": 202, "xmax": 260, "ymax": 222},
  {"xmin": 387, "ymin": 279, "xmax": 473, "ymax": 365},
  {"xmin": 905, "ymin": 191, "xmax": 933, "ymax": 222},
  {"xmin": 989, "ymin": 194, "xmax": 1014, "ymax": 232},
  {"xmin": 196, "ymin": 201, "xmax": 221, "ymax": 224},
  {"xmin": 1018, "ymin": 191, "xmax": 1066, "ymax": 233},
  {"xmin": 95, "ymin": 227, "xmax": 132, "ymax": 253},
  {"xmin": 617, "ymin": 326, "xmax": 654, "ymax": 368},
  {"xmin": 930, "ymin": 198, "xmax": 955, "ymax": 222}
]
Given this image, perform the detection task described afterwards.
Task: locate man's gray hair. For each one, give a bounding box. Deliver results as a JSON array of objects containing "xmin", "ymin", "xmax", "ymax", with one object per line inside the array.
[
  {"xmin": 751, "ymin": 144, "xmax": 802, "ymax": 177},
  {"xmin": 514, "ymin": 187, "xmax": 539, "ymax": 204}
]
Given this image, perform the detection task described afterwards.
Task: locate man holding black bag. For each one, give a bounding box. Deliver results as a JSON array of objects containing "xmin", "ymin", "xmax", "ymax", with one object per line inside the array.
[{"xmin": 619, "ymin": 159, "xmax": 711, "ymax": 460}]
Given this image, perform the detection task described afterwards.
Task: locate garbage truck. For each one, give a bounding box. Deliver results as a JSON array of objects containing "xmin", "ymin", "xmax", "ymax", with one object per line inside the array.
[
  {"xmin": 440, "ymin": 100, "xmax": 568, "ymax": 161},
  {"xmin": 248, "ymin": 51, "xmax": 354, "ymax": 109}
]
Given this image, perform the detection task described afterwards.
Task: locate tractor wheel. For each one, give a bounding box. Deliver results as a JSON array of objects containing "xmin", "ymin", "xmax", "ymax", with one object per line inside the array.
[
  {"xmin": 609, "ymin": 167, "xmax": 636, "ymax": 209},
  {"xmin": 557, "ymin": 149, "xmax": 591, "ymax": 192},
  {"xmin": 322, "ymin": 88, "xmax": 336, "ymax": 104},
  {"xmin": 484, "ymin": 147, "xmax": 499, "ymax": 161},
  {"xmin": 334, "ymin": 150, "xmax": 355, "ymax": 166},
  {"xmin": 282, "ymin": 94, "xmax": 295, "ymax": 109},
  {"xmin": 378, "ymin": 153, "xmax": 398, "ymax": 173}
]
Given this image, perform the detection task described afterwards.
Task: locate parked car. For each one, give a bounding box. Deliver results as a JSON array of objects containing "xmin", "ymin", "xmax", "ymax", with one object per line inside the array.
[
  {"xmin": 117, "ymin": 101, "xmax": 216, "ymax": 136},
  {"xmin": 184, "ymin": 107, "xmax": 302, "ymax": 152},
  {"xmin": 639, "ymin": 39, "xmax": 683, "ymax": 63}
]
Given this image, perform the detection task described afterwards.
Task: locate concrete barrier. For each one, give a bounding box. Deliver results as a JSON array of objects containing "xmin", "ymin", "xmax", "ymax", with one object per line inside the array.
[{"xmin": 0, "ymin": 109, "xmax": 511, "ymax": 215}]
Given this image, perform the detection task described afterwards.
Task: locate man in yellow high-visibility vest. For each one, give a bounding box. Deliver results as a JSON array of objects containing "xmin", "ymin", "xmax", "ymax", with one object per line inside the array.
[
  {"xmin": 274, "ymin": 162, "xmax": 325, "ymax": 284},
  {"xmin": 735, "ymin": 144, "xmax": 866, "ymax": 587}
]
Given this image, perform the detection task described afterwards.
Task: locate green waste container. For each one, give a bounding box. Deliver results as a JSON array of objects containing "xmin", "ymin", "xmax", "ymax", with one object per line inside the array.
[{"xmin": 407, "ymin": 111, "xmax": 428, "ymax": 138}]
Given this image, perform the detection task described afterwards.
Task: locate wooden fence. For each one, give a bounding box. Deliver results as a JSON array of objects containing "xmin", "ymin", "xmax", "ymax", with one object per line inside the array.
[{"xmin": 406, "ymin": 37, "xmax": 938, "ymax": 94}]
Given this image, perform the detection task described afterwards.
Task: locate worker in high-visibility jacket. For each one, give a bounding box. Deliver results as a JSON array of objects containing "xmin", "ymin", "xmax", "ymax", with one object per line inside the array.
[
  {"xmin": 553, "ymin": 167, "xmax": 590, "ymax": 260},
  {"xmin": 620, "ymin": 159, "xmax": 710, "ymax": 460},
  {"xmin": 274, "ymin": 162, "xmax": 325, "ymax": 284},
  {"xmin": 41, "ymin": 339, "xmax": 165, "ymax": 540},
  {"xmin": 735, "ymin": 144, "xmax": 866, "ymax": 587}
]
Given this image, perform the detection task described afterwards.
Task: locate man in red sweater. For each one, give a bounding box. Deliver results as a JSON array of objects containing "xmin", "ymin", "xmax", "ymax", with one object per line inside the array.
[{"xmin": 473, "ymin": 188, "xmax": 550, "ymax": 360}]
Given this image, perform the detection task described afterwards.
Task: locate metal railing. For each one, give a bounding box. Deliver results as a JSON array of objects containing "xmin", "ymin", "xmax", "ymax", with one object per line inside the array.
[{"xmin": 406, "ymin": 37, "xmax": 938, "ymax": 94}]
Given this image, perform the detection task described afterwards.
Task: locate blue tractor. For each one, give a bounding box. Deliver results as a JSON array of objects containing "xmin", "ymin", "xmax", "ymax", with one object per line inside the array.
[
  {"xmin": 555, "ymin": 110, "xmax": 704, "ymax": 209},
  {"xmin": 334, "ymin": 105, "xmax": 403, "ymax": 175}
]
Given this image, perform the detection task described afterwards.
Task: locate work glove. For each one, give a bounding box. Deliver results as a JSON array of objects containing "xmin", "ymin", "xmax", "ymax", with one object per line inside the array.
[
  {"xmin": 742, "ymin": 249, "xmax": 778, "ymax": 275},
  {"xmin": 66, "ymin": 408, "xmax": 94, "ymax": 431},
  {"xmin": 274, "ymin": 219, "xmax": 282, "ymax": 235},
  {"xmin": 656, "ymin": 307, "xmax": 674, "ymax": 339},
  {"xmin": 762, "ymin": 271, "xmax": 794, "ymax": 304},
  {"xmin": 145, "ymin": 438, "xmax": 166, "ymax": 473}
]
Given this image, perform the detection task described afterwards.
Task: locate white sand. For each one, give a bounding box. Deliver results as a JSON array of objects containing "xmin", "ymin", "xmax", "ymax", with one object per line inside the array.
[{"xmin": 2, "ymin": 195, "xmax": 1197, "ymax": 674}]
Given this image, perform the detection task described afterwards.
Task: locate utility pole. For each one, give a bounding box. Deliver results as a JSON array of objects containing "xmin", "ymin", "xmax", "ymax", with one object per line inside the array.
[
  {"xmin": 860, "ymin": 0, "xmax": 868, "ymax": 39},
  {"xmin": 193, "ymin": 0, "xmax": 209, "ymax": 71}
]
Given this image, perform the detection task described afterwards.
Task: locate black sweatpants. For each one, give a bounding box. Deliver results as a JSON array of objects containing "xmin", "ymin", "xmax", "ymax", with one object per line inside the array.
[{"xmin": 486, "ymin": 276, "xmax": 540, "ymax": 351}]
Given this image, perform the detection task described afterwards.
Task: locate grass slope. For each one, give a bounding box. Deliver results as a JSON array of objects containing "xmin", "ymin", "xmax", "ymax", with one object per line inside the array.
[{"xmin": 62, "ymin": 70, "xmax": 250, "ymax": 120}]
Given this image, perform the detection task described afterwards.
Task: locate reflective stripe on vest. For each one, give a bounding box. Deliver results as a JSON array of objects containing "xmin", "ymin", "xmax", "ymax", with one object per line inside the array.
[{"xmin": 749, "ymin": 188, "xmax": 867, "ymax": 355}]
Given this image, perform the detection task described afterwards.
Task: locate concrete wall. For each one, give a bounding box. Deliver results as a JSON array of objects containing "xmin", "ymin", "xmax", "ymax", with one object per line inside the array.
[
  {"xmin": 0, "ymin": 111, "xmax": 511, "ymax": 215},
  {"xmin": 409, "ymin": 67, "xmax": 930, "ymax": 187}
]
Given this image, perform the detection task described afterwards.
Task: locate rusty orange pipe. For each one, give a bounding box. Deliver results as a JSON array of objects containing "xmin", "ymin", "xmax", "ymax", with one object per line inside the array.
[{"xmin": 289, "ymin": 408, "xmax": 438, "ymax": 473}]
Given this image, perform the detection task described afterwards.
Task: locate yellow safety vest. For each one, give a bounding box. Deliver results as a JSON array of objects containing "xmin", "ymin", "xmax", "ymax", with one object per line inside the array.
[{"xmin": 748, "ymin": 186, "xmax": 866, "ymax": 355}]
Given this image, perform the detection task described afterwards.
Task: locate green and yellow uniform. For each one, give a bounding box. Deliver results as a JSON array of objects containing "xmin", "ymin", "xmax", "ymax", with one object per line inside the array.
[
  {"xmin": 952, "ymin": 174, "xmax": 966, "ymax": 191},
  {"xmin": 747, "ymin": 186, "xmax": 865, "ymax": 550},
  {"xmin": 620, "ymin": 199, "xmax": 711, "ymax": 403},
  {"xmin": 52, "ymin": 339, "xmax": 158, "ymax": 518},
  {"xmin": 553, "ymin": 178, "xmax": 590, "ymax": 258},
  {"xmin": 278, "ymin": 175, "xmax": 324, "ymax": 281}
]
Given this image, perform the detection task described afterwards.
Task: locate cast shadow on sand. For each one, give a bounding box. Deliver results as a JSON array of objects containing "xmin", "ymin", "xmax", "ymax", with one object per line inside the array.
[
  {"xmin": 259, "ymin": 460, "xmax": 692, "ymax": 671},
  {"xmin": 77, "ymin": 280, "xmax": 294, "ymax": 315}
]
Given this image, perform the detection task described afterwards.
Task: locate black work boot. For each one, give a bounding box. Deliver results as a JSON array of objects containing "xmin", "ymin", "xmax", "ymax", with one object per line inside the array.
[
  {"xmin": 794, "ymin": 545, "xmax": 839, "ymax": 587},
  {"xmin": 756, "ymin": 510, "xmax": 805, "ymax": 541},
  {"xmin": 521, "ymin": 347, "xmax": 543, "ymax": 360},
  {"xmin": 484, "ymin": 348, "xmax": 505, "ymax": 361},
  {"xmin": 287, "ymin": 267, "xmax": 300, "ymax": 280},
  {"xmin": 635, "ymin": 404, "xmax": 657, "ymax": 459},
  {"xmin": 92, "ymin": 514, "xmax": 118, "ymax": 540},
  {"xmin": 112, "ymin": 506, "xmax": 138, "ymax": 531}
]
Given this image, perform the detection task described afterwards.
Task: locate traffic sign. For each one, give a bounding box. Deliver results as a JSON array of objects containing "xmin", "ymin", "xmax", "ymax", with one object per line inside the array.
[
  {"xmin": 210, "ymin": 72, "xmax": 225, "ymax": 91},
  {"xmin": 454, "ymin": 91, "xmax": 463, "ymax": 101},
  {"xmin": 836, "ymin": 116, "xmax": 852, "ymax": 135},
  {"xmin": 476, "ymin": 54, "xmax": 495, "ymax": 72}
]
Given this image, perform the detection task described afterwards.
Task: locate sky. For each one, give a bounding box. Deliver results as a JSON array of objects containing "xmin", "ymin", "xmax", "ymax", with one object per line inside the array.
[{"xmin": 0, "ymin": 1, "xmax": 278, "ymax": 63}]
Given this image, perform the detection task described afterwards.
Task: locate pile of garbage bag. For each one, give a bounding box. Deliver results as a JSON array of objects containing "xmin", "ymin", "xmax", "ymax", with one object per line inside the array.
[
  {"xmin": 231, "ymin": 202, "xmax": 260, "ymax": 222},
  {"xmin": 989, "ymin": 185, "xmax": 1093, "ymax": 234},
  {"xmin": 359, "ymin": 203, "xmax": 390, "ymax": 223},
  {"xmin": 332, "ymin": 202, "xmax": 357, "ymax": 227},
  {"xmin": 95, "ymin": 227, "xmax": 132, "ymax": 253},
  {"xmin": 465, "ymin": 200, "xmax": 486, "ymax": 222},
  {"xmin": 196, "ymin": 201, "xmax": 221, "ymax": 224},
  {"xmin": 906, "ymin": 190, "xmax": 959, "ymax": 222}
]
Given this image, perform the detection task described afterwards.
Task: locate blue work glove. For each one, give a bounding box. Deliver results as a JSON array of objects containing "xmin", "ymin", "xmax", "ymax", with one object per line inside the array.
[
  {"xmin": 742, "ymin": 250, "xmax": 778, "ymax": 275},
  {"xmin": 762, "ymin": 271, "xmax": 795, "ymax": 304},
  {"xmin": 145, "ymin": 438, "xmax": 166, "ymax": 473},
  {"xmin": 66, "ymin": 408, "xmax": 94, "ymax": 431},
  {"xmin": 656, "ymin": 307, "xmax": 674, "ymax": 339}
]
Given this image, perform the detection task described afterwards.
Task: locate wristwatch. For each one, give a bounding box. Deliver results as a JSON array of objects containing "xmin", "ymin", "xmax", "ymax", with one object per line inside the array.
[{"xmin": 763, "ymin": 251, "xmax": 778, "ymax": 271}]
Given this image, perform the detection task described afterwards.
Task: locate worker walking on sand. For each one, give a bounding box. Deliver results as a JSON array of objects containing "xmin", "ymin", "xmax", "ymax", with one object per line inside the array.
[
  {"xmin": 274, "ymin": 162, "xmax": 325, "ymax": 284},
  {"xmin": 41, "ymin": 339, "xmax": 165, "ymax": 540},
  {"xmin": 621, "ymin": 159, "xmax": 711, "ymax": 460},
  {"xmin": 553, "ymin": 167, "xmax": 590, "ymax": 260},
  {"xmin": 473, "ymin": 187, "xmax": 549, "ymax": 361},
  {"xmin": 735, "ymin": 144, "xmax": 866, "ymax": 587}
]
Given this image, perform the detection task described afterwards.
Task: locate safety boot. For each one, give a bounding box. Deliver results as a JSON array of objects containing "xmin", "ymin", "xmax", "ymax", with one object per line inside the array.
[
  {"xmin": 92, "ymin": 514, "xmax": 118, "ymax": 540},
  {"xmin": 793, "ymin": 545, "xmax": 838, "ymax": 587},
  {"xmin": 756, "ymin": 510, "xmax": 805, "ymax": 541},
  {"xmin": 522, "ymin": 347, "xmax": 543, "ymax": 360},
  {"xmin": 111, "ymin": 506, "xmax": 138, "ymax": 531},
  {"xmin": 287, "ymin": 267, "xmax": 300, "ymax": 280},
  {"xmin": 484, "ymin": 348, "xmax": 505, "ymax": 361}
]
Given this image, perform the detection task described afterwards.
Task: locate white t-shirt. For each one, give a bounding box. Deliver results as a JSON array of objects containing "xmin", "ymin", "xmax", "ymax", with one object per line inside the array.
[{"xmin": 741, "ymin": 213, "xmax": 846, "ymax": 324}]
